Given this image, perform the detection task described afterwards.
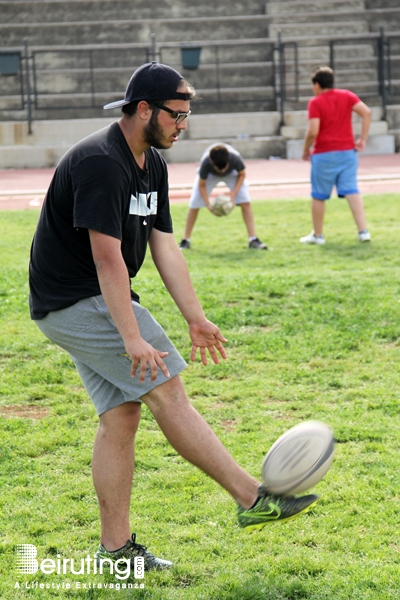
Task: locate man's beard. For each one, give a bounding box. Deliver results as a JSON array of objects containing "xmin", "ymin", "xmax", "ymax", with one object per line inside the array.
[{"xmin": 143, "ymin": 111, "xmax": 170, "ymax": 149}]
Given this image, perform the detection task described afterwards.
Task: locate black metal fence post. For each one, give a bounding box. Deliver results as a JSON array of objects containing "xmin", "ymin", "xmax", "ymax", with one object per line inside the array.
[
  {"xmin": 23, "ymin": 38, "xmax": 33, "ymax": 134},
  {"xmin": 329, "ymin": 40, "xmax": 335, "ymax": 71},
  {"xmin": 378, "ymin": 27, "xmax": 387, "ymax": 121},
  {"xmin": 277, "ymin": 29, "xmax": 285, "ymax": 127},
  {"xmin": 88, "ymin": 50, "xmax": 96, "ymax": 107},
  {"xmin": 215, "ymin": 45, "xmax": 221, "ymax": 103}
]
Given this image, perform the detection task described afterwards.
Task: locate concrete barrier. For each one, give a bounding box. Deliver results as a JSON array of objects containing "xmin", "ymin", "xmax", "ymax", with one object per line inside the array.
[
  {"xmin": 287, "ymin": 135, "xmax": 395, "ymax": 159},
  {"xmin": 0, "ymin": 113, "xmax": 284, "ymax": 168}
]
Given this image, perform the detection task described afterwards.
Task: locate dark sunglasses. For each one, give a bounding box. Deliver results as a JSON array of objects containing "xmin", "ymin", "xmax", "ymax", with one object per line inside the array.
[{"xmin": 152, "ymin": 103, "xmax": 191, "ymax": 124}]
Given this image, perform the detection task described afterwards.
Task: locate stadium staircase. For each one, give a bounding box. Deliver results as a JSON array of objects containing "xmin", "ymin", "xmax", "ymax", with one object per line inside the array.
[
  {"xmin": 267, "ymin": 0, "xmax": 399, "ymax": 157},
  {"xmin": 0, "ymin": 0, "xmax": 399, "ymax": 167}
]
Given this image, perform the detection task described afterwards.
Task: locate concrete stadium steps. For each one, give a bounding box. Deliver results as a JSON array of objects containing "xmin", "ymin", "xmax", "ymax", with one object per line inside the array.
[
  {"xmin": 283, "ymin": 106, "xmax": 395, "ymax": 158},
  {"xmin": 366, "ymin": 0, "xmax": 399, "ymax": 8},
  {"xmin": 268, "ymin": 8, "xmax": 400, "ymax": 33},
  {"xmin": 279, "ymin": 65, "xmax": 379, "ymax": 87},
  {"xmin": 287, "ymin": 134, "xmax": 396, "ymax": 157},
  {"xmin": 162, "ymin": 112, "xmax": 285, "ymax": 163},
  {"xmin": 269, "ymin": 21, "xmax": 369, "ymax": 39},
  {"xmin": 0, "ymin": 0, "xmax": 398, "ymax": 162},
  {"xmin": 1, "ymin": 104, "xmax": 397, "ymax": 168},
  {"xmin": 267, "ymin": 0, "xmax": 365, "ymax": 15},
  {"xmin": 0, "ymin": 87, "xmax": 276, "ymax": 111},
  {"xmin": 266, "ymin": 0, "xmax": 400, "ymax": 32},
  {"xmin": 281, "ymin": 121, "xmax": 389, "ymax": 140},
  {"xmin": 387, "ymin": 104, "xmax": 400, "ymax": 129},
  {"xmin": 364, "ymin": 9, "xmax": 400, "ymax": 33},
  {"xmin": 13, "ymin": 63, "xmax": 274, "ymax": 97},
  {"xmin": 0, "ymin": 0, "xmax": 267, "ymax": 22},
  {"xmin": 0, "ymin": 40, "xmax": 274, "ymax": 69},
  {"xmin": 177, "ymin": 112, "xmax": 281, "ymax": 139},
  {"xmin": 283, "ymin": 43, "xmax": 376, "ymax": 62},
  {"xmin": 281, "ymin": 61, "xmax": 382, "ymax": 93},
  {"xmin": 160, "ymin": 136, "xmax": 286, "ymax": 163},
  {"xmin": 281, "ymin": 94, "xmax": 383, "ymax": 112},
  {"xmin": 270, "ymin": 10, "xmax": 369, "ymax": 25},
  {"xmin": 0, "ymin": 111, "xmax": 280, "ymax": 147},
  {"xmin": 160, "ymin": 42, "xmax": 275, "ymax": 67},
  {"xmin": 282, "ymin": 80, "xmax": 381, "ymax": 98},
  {"xmin": 0, "ymin": 113, "xmax": 283, "ymax": 168},
  {"xmin": 0, "ymin": 88, "xmax": 278, "ymax": 118},
  {"xmin": 283, "ymin": 106, "xmax": 383, "ymax": 126},
  {"xmin": 0, "ymin": 136, "xmax": 286, "ymax": 168},
  {"xmin": 0, "ymin": 15, "xmax": 270, "ymax": 47}
]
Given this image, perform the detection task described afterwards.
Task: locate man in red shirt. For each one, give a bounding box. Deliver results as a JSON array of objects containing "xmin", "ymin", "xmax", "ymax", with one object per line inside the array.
[{"xmin": 301, "ymin": 66, "xmax": 372, "ymax": 244}]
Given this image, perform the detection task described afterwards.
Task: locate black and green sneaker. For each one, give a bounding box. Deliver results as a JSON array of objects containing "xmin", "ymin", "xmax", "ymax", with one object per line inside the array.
[
  {"xmin": 95, "ymin": 533, "xmax": 172, "ymax": 571},
  {"xmin": 238, "ymin": 492, "xmax": 319, "ymax": 532}
]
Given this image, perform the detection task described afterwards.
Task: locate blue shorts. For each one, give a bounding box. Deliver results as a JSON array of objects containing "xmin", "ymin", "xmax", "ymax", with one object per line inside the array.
[{"xmin": 311, "ymin": 150, "xmax": 359, "ymax": 200}]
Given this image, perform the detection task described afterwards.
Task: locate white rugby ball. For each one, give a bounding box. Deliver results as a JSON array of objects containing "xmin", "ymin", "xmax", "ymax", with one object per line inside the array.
[
  {"xmin": 261, "ymin": 421, "xmax": 334, "ymax": 496},
  {"xmin": 210, "ymin": 195, "xmax": 233, "ymax": 216}
]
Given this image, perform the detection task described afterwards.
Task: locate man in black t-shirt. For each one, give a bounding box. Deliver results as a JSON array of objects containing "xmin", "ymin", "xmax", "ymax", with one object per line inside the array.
[
  {"xmin": 179, "ymin": 143, "xmax": 267, "ymax": 250},
  {"xmin": 29, "ymin": 62, "xmax": 318, "ymax": 572}
]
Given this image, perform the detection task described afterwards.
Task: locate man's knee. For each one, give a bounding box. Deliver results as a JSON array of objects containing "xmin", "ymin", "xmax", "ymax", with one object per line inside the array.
[
  {"xmin": 141, "ymin": 375, "xmax": 187, "ymax": 409},
  {"xmin": 99, "ymin": 401, "xmax": 142, "ymax": 436}
]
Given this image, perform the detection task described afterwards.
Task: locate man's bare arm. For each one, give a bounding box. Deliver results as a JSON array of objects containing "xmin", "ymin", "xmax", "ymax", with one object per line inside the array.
[
  {"xmin": 149, "ymin": 228, "xmax": 227, "ymax": 365},
  {"xmin": 89, "ymin": 229, "xmax": 170, "ymax": 382},
  {"xmin": 302, "ymin": 118, "xmax": 320, "ymax": 160},
  {"xmin": 352, "ymin": 101, "xmax": 371, "ymax": 152}
]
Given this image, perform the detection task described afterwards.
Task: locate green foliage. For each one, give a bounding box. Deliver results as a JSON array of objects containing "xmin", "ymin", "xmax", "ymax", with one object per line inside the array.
[{"xmin": 0, "ymin": 195, "xmax": 399, "ymax": 599}]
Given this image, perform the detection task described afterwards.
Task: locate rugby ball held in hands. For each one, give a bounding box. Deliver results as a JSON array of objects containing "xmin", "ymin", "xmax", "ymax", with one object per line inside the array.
[{"xmin": 210, "ymin": 195, "xmax": 233, "ymax": 216}]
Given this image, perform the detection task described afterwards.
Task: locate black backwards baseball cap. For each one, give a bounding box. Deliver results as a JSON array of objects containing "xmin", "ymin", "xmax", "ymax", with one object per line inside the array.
[{"xmin": 103, "ymin": 61, "xmax": 192, "ymax": 110}]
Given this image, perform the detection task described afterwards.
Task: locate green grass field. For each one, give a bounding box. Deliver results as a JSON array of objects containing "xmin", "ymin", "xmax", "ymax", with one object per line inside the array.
[{"xmin": 0, "ymin": 194, "xmax": 399, "ymax": 599}]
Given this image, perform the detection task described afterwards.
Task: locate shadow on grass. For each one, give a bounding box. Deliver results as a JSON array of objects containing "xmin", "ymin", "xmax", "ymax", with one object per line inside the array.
[
  {"xmin": 315, "ymin": 242, "xmax": 376, "ymax": 260},
  {"xmin": 205, "ymin": 576, "xmax": 310, "ymax": 600}
]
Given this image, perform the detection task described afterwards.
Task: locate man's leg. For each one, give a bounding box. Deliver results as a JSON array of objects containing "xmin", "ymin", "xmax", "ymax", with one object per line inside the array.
[
  {"xmin": 92, "ymin": 401, "xmax": 142, "ymax": 551},
  {"xmin": 311, "ymin": 198, "xmax": 326, "ymax": 236},
  {"xmin": 141, "ymin": 375, "xmax": 318, "ymax": 531},
  {"xmin": 142, "ymin": 375, "xmax": 259, "ymax": 509},
  {"xmin": 183, "ymin": 208, "xmax": 200, "ymax": 240},
  {"xmin": 345, "ymin": 193, "xmax": 367, "ymax": 232},
  {"xmin": 240, "ymin": 202, "xmax": 256, "ymax": 238}
]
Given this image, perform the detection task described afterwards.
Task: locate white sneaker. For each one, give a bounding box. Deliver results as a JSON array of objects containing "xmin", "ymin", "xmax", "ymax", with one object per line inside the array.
[
  {"xmin": 300, "ymin": 231, "xmax": 326, "ymax": 245},
  {"xmin": 358, "ymin": 230, "xmax": 371, "ymax": 242}
]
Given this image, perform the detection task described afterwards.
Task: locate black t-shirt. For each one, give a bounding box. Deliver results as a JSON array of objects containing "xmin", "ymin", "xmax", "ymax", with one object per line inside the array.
[{"xmin": 29, "ymin": 122, "xmax": 173, "ymax": 319}]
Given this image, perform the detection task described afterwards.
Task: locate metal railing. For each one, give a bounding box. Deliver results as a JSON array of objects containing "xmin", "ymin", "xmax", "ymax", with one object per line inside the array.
[
  {"xmin": 275, "ymin": 30, "xmax": 300, "ymax": 126},
  {"xmin": 329, "ymin": 28, "xmax": 387, "ymax": 119},
  {"xmin": 275, "ymin": 28, "xmax": 399, "ymax": 123},
  {"xmin": 1, "ymin": 30, "xmax": 398, "ymax": 133}
]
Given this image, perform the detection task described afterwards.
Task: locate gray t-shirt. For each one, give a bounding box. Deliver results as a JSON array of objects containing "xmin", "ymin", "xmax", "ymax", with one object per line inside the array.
[{"xmin": 199, "ymin": 150, "xmax": 245, "ymax": 179}]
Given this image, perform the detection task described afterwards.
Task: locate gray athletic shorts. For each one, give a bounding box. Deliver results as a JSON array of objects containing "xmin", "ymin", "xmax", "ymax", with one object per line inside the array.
[
  {"xmin": 35, "ymin": 295, "xmax": 187, "ymax": 416},
  {"xmin": 189, "ymin": 173, "xmax": 251, "ymax": 208}
]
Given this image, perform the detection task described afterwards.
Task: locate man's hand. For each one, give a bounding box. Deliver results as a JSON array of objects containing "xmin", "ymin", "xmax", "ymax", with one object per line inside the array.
[
  {"xmin": 353, "ymin": 102, "xmax": 371, "ymax": 153},
  {"xmin": 207, "ymin": 202, "xmax": 218, "ymax": 215},
  {"xmin": 189, "ymin": 320, "xmax": 228, "ymax": 365},
  {"xmin": 355, "ymin": 138, "xmax": 366, "ymax": 152},
  {"xmin": 125, "ymin": 337, "xmax": 170, "ymax": 382},
  {"xmin": 89, "ymin": 229, "xmax": 170, "ymax": 384},
  {"xmin": 302, "ymin": 118, "xmax": 319, "ymax": 161}
]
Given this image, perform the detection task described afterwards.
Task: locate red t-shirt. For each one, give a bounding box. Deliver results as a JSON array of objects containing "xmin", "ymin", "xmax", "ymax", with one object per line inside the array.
[{"xmin": 308, "ymin": 88, "xmax": 360, "ymax": 154}]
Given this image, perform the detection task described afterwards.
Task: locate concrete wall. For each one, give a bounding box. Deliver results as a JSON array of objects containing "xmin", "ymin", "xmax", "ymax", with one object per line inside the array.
[{"xmin": 0, "ymin": 112, "xmax": 284, "ymax": 167}]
